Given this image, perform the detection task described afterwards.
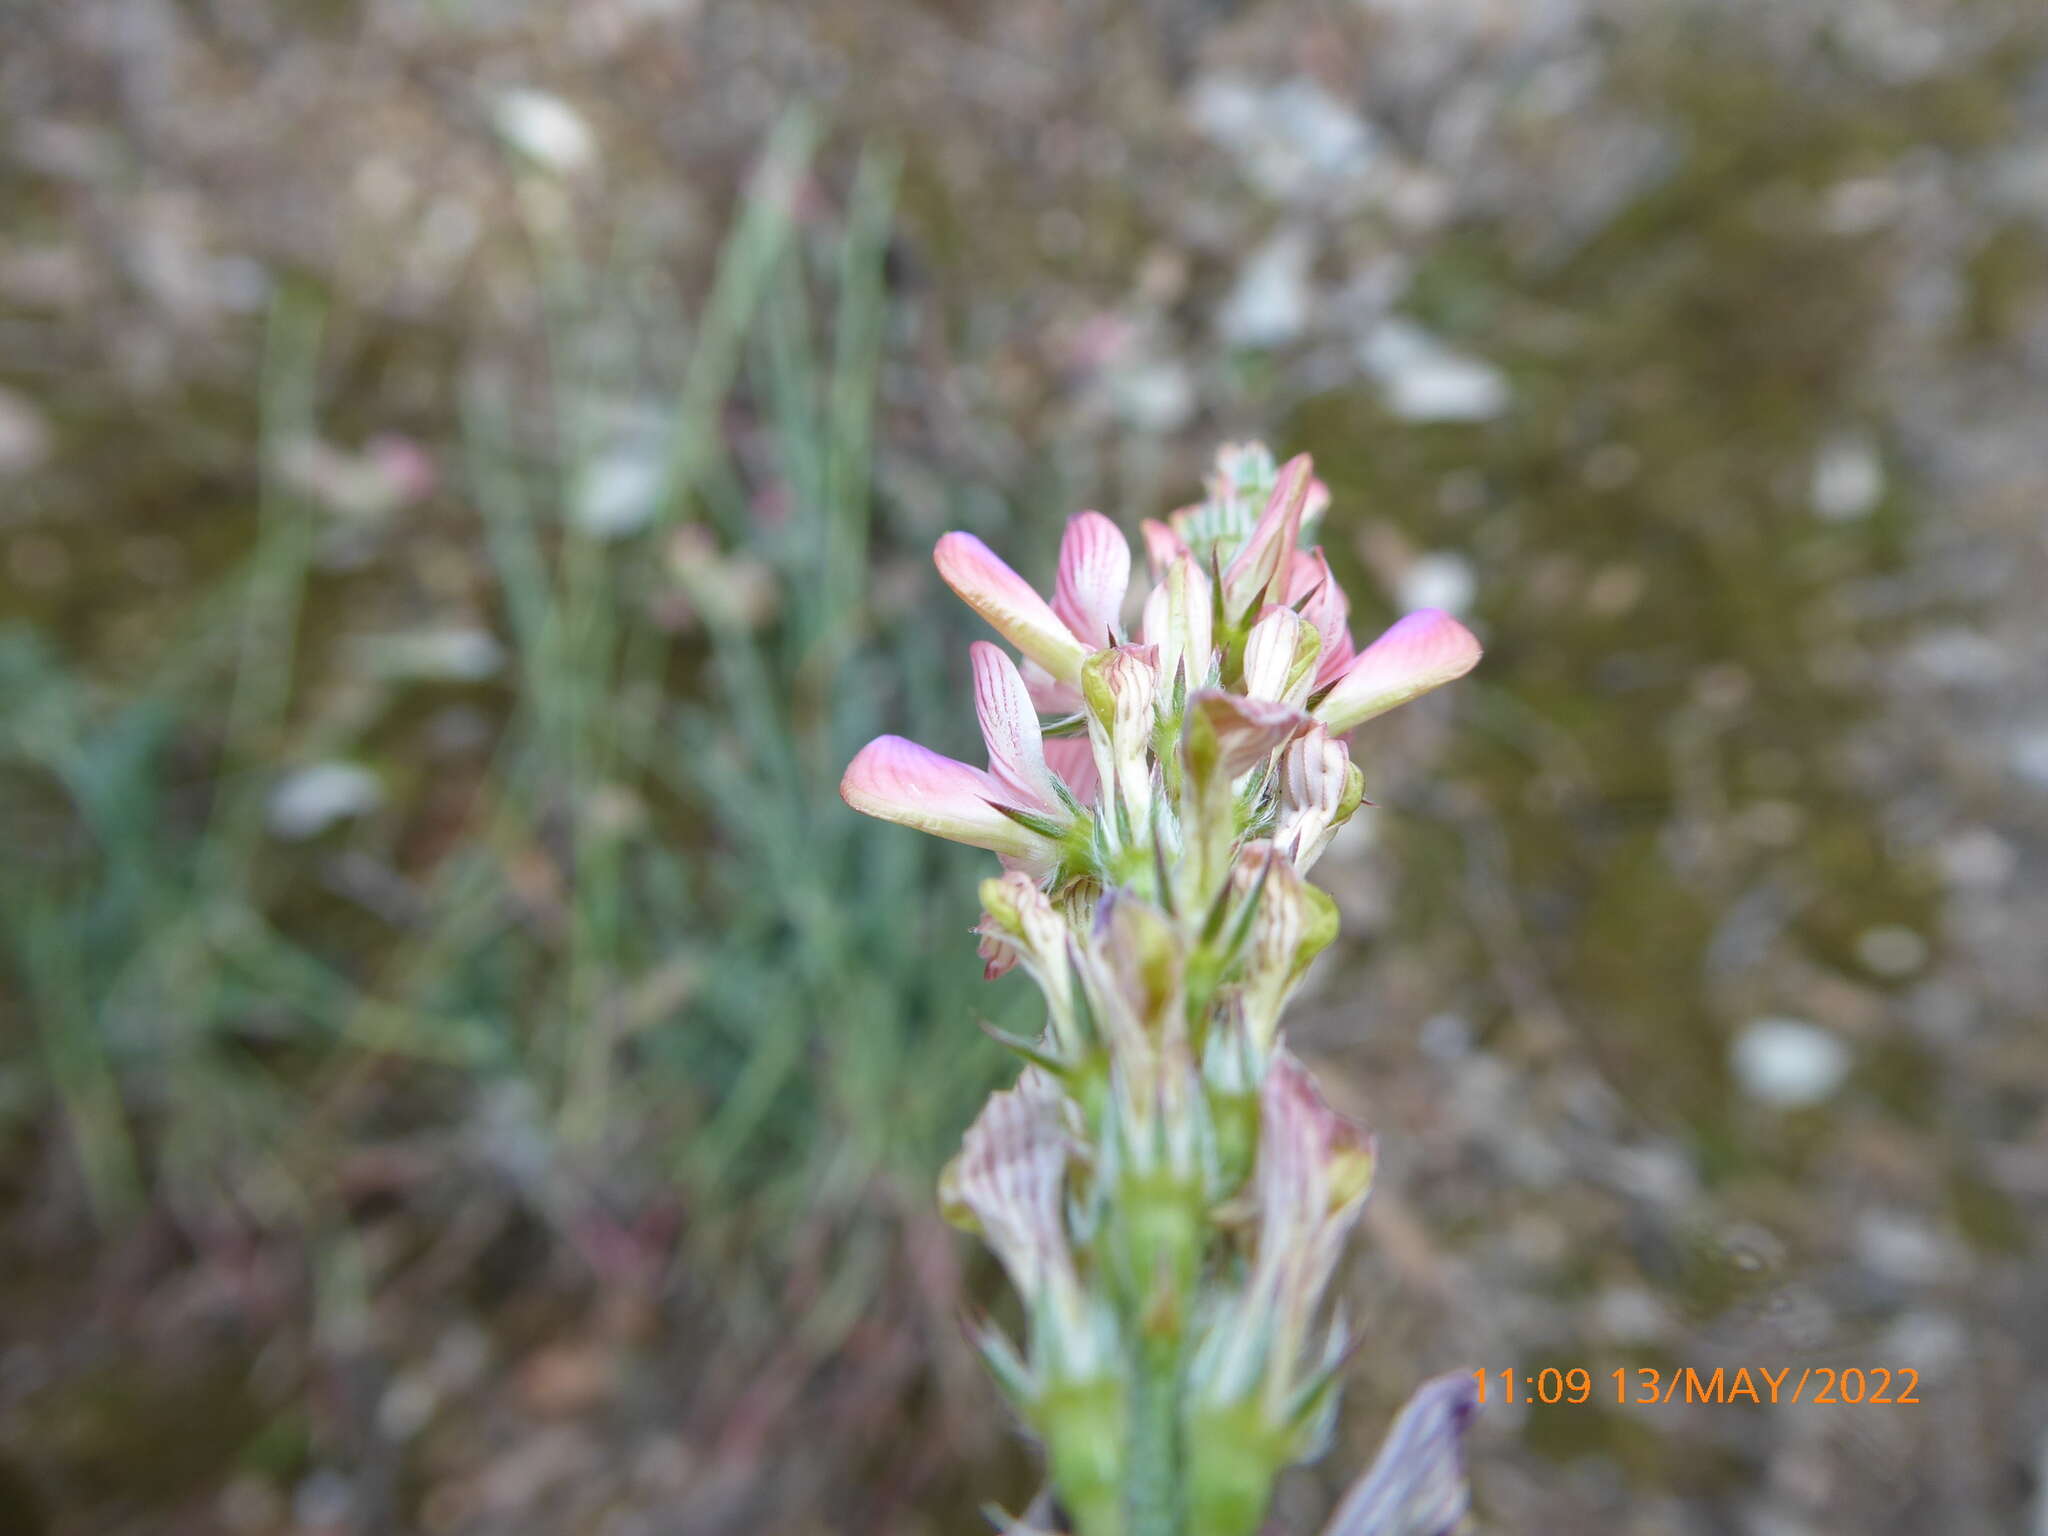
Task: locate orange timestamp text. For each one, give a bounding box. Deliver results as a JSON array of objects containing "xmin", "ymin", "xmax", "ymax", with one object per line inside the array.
[{"xmin": 1473, "ymin": 1365, "xmax": 1921, "ymax": 1407}]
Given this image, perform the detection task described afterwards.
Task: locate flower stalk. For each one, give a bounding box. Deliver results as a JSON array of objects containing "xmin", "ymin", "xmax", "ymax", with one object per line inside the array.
[{"xmin": 843, "ymin": 443, "xmax": 1485, "ymax": 1536}]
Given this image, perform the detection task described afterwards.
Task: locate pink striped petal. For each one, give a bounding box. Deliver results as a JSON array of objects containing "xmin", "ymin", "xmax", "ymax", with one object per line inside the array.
[
  {"xmin": 1220, "ymin": 453, "xmax": 1313, "ymax": 622},
  {"xmin": 1052, "ymin": 511, "xmax": 1131, "ymax": 649},
  {"xmin": 1318, "ymin": 1374, "xmax": 1479, "ymax": 1536},
  {"xmin": 1043, "ymin": 734, "xmax": 1101, "ymax": 809},
  {"xmin": 1314, "ymin": 609, "xmax": 1481, "ymax": 734},
  {"xmin": 935, "ymin": 532, "xmax": 1090, "ymax": 687},
  {"xmin": 840, "ymin": 735, "xmax": 1058, "ymax": 867},
  {"xmin": 1284, "ymin": 548, "xmax": 1356, "ymax": 688},
  {"xmin": 938, "ymin": 1070, "xmax": 1075, "ymax": 1300},
  {"xmin": 972, "ymin": 641, "xmax": 1061, "ymax": 813}
]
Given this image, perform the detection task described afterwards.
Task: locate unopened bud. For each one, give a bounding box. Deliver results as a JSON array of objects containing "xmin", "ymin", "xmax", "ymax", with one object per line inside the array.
[
  {"xmin": 1274, "ymin": 725, "xmax": 1365, "ymax": 872},
  {"xmin": 1141, "ymin": 553, "xmax": 1216, "ymax": 704},
  {"xmin": 977, "ymin": 871, "xmax": 1081, "ymax": 1049},
  {"xmin": 1239, "ymin": 605, "xmax": 1320, "ymax": 706},
  {"xmin": 1082, "ymin": 644, "xmax": 1161, "ymax": 843},
  {"xmin": 1230, "ymin": 842, "xmax": 1339, "ymax": 1051}
]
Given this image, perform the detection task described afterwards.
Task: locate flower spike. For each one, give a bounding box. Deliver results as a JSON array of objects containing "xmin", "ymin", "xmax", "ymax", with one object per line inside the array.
[{"xmin": 840, "ymin": 442, "xmax": 1484, "ymax": 1536}]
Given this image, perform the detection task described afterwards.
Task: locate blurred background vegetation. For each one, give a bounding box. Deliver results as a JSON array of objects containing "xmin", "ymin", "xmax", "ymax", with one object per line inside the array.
[{"xmin": 2, "ymin": 2, "xmax": 2046, "ymax": 1533}]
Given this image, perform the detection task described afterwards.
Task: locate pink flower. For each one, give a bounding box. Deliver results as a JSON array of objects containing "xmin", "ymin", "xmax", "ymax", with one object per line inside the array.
[
  {"xmin": 839, "ymin": 736, "xmax": 1059, "ymax": 869},
  {"xmin": 840, "ymin": 643, "xmax": 1076, "ymax": 874},
  {"xmin": 1313, "ymin": 609, "xmax": 1482, "ymax": 735},
  {"xmin": 934, "ymin": 513, "xmax": 1132, "ymax": 691}
]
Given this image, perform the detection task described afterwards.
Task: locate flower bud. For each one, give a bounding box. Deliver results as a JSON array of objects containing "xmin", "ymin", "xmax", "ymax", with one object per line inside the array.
[
  {"xmin": 977, "ymin": 871, "xmax": 1082, "ymax": 1051},
  {"xmin": 1229, "ymin": 843, "xmax": 1336, "ymax": 1052},
  {"xmin": 1089, "ymin": 888, "xmax": 1182, "ymax": 1041},
  {"xmin": 1240, "ymin": 605, "xmax": 1320, "ymax": 706},
  {"xmin": 1082, "ymin": 644, "xmax": 1161, "ymax": 845},
  {"xmin": 938, "ymin": 1070, "xmax": 1077, "ymax": 1303},
  {"xmin": 1140, "ymin": 553, "xmax": 1215, "ymax": 704},
  {"xmin": 1274, "ymin": 725, "xmax": 1365, "ymax": 872}
]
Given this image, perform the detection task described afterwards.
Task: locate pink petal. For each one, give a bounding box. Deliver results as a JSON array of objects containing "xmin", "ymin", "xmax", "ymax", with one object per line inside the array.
[
  {"xmin": 1284, "ymin": 547, "xmax": 1356, "ymax": 688},
  {"xmin": 1220, "ymin": 453, "xmax": 1313, "ymax": 621},
  {"xmin": 934, "ymin": 532, "xmax": 1090, "ymax": 687},
  {"xmin": 1258, "ymin": 1048, "xmax": 1375, "ymax": 1234},
  {"xmin": 840, "ymin": 735, "xmax": 1057, "ymax": 866},
  {"xmin": 1141, "ymin": 517, "xmax": 1191, "ymax": 581},
  {"xmin": 939, "ymin": 1071, "xmax": 1074, "ymax": 1299},
  {"xmin": 1052, "ymin": 511, "xmax": 1131, "ymax": 649},
  {"xmin": 1314, "ymin": 609, "xmax": 1481, "ymax": 734},
  {"xmin": 972, "ymin": 641, "xmax": 1061, "ymax": 813},
  {"xmin": 1043, "ymin": 734, "xmax": 1101, "ymax": 809},
  {"xmin": 1187, "ymin": 690, "xmax": 1313, "ymax": 779}
]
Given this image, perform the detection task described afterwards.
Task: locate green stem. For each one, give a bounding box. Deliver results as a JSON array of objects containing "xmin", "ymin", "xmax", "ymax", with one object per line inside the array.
[{"xmin": 1125, "ymin": 1344, "xmax": 1185, "ymax": 1536}]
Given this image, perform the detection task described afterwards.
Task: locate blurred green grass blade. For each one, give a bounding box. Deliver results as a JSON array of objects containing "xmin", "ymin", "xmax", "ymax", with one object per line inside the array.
[
  {"xmin": 198, "ymin": 285, "xmax": 327, "ymax": 893},
  {"xmin": 16, "ymin": 899, "xmax": 142, "ymax": 1224},
  {"xmin": 657, "ymin": 108, "xmax": 819, "ymax": 535}
]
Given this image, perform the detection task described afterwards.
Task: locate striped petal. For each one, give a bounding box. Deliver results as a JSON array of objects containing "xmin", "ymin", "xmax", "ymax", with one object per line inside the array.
[
  {"xmin": 1318, "ymin": 1373, "xmax": 1480, "ymax": 1536},
  {"xmin": 1314, "ymin": 609, "xmax": 1481, "ymax": 735},
  {"xmin": 973, "ymin": 641, "xmax": 1063, "ymax": 814},
  {"xmin": 840, "ymin": 734, "xmax": 1059, "ymax": 868},
  {"xmin": 935, "ymin": 532, "xmax": 1091, "ymax": 687},
  {"xmin": 938, "ymin": 1069, "xmax": 1076, "ymax": 1300},
  {"xmin": 1052, "ymin": 511, "xmax": 1132, "ymax": 649}
]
